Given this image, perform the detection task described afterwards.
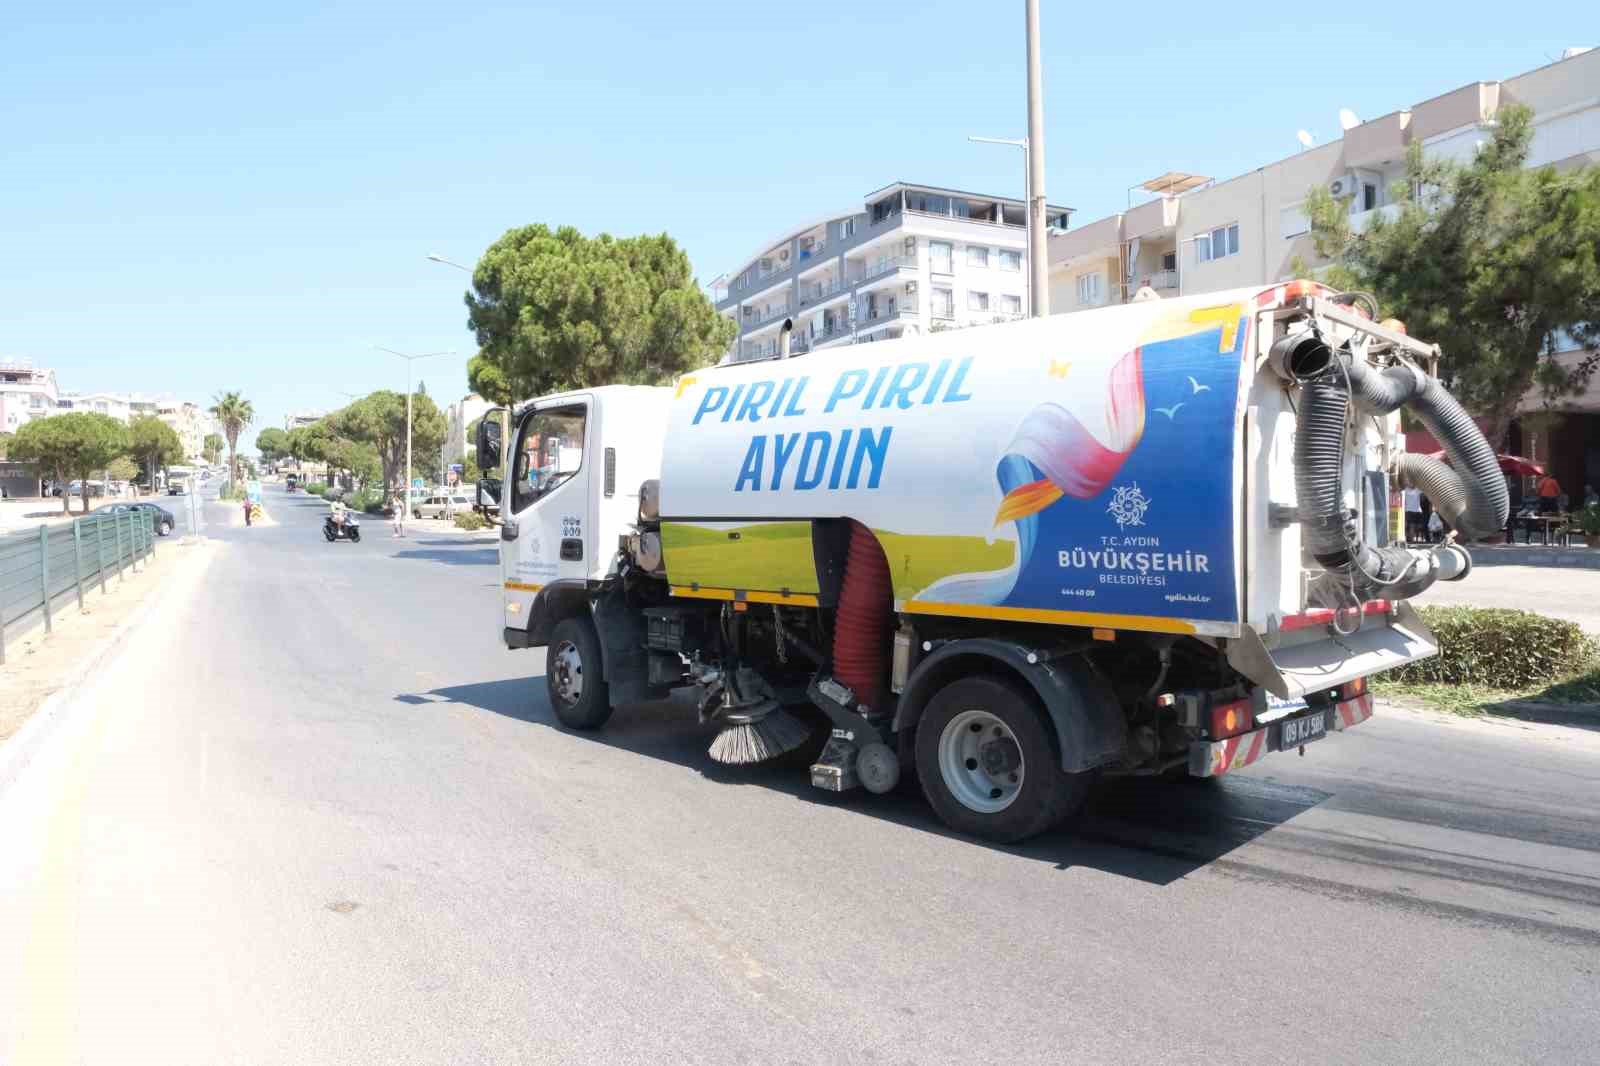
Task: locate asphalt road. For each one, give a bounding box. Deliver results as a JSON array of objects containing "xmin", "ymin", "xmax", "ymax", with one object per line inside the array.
[{"xmin": 2, "ymin": 483, "xmax": 1598, "ymax": 1065}]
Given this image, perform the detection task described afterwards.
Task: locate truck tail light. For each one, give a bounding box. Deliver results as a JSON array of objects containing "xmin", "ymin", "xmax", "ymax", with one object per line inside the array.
[
  {"xmin": 1338, "ymin": 677, "xmax": 1367, "ymax": 701},
  {"xmin": 1210, "ymin": 698, "xmax": 1254, "ymax": 739}
]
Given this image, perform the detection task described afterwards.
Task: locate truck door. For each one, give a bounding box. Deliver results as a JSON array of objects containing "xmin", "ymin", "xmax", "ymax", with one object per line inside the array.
[{"xmin": 502, "ymin": 398, "xmax": 593, "ymax": 640}]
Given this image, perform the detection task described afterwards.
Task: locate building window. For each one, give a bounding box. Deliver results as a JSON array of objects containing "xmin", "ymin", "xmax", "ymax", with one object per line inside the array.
[
  {"xmin": 999, "ymin": 249, "xmax": 1022, "ymax": 271},
  {"xmin": 1000, "ymin": 294, "xmax": 1022, "ymax": 315},
  {"xmin": 930, "ymin": 241, "xmax": 953, "ymax": 273},
  {"xmin": 931, "ymin": 287, "xmax": 954, "ymax": 319},
  {"xmin": 30, "ymin": 394, "xmax": 44, "ymax": 409},
  {"xmin": 1196, "ymin": 223, "xmax": 1240, "ymax": 263},
  {"xmin": 839, "ymin": 218, "xmax": 856, "ymax": 239},
  {"xmin": 968, "ymin": 291, "xmax": 990, "ymax": 312},
  {"xmin": 1161, "ymin": 251, "xmax": 1177, "ymax": 271},
  {"xmin": 967, "ymin": 245, "xmax": 989, "ymax": 268},
  {"xmin": 1076, "ymin": 273, "xmax": 1102, "ymax": 305},
  {"xmin": 1362, "ymin": 183, "xmax": 1378, "ymax": 212}
]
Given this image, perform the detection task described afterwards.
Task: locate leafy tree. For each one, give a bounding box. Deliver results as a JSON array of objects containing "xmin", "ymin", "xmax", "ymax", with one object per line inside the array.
[
  {"xmin": 464, "ymin": 225, "xmax": 735, "ymax": 400},
  {"xmin": 255, "ymin": 426, "xmax": 290, "ymax": 463},
  {"xmin": 0, "ymin": 431, "xmax": 12, "ymax": 460},
  {"xmin": 209, "ymin": 392, "xmax": 254, "ymax": 489},
  {"xmin": 203, "ymin": 433, "xmax": 224, "ymax": 466},
  {"xmin": 339, "ymin": 389, "xmax": 447, "ymax": 494},
  {"xmin": 128, "ymin": 415, "xmax": 184, "ymax": 490},
  {"xmin": 107, "ymin": 456, "xmax": 139, "ymax": 485},
  {"xmin": 11, "ymin": 413, "xmax": 129, "ymax": 513},
  {"xmin": 1304, "ymin": 104, "xmax": 1600, "ymax": 447}
]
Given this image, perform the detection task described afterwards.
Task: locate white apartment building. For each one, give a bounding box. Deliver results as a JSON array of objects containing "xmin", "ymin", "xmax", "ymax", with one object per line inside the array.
[
  {"xmin": 57, "ymin": 390, "xmax": 134, "ymax": 422},
  {"xmin": 0, "ymin": 360, "xmax": 61, "ymax": 432},
  {"xmin": 443, "ymin": 393, "xmax": 492, "ymax": 472},
  {"xmin": 712, "ymin": 182, "xmax": 1072, "ymax": 363},
  {"xmin": 1048, "ymin": 47, "xmax": 1600, "ymax": 314}
]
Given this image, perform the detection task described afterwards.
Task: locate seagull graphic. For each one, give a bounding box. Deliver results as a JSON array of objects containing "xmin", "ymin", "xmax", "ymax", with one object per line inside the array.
[
  {"xmin": 1187, "ymin": 375, "xmax": 1211, "ymax": 394},
  {"xmin": 1155, "ymin": 402, "xmax": 1185, "ymax": 419}
]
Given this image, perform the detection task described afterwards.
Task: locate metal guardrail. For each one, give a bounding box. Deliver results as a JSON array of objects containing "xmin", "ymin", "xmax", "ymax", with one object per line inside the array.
[{"xmin": 0, "ymin": 510, "xmax": 156, "ymax": 664}]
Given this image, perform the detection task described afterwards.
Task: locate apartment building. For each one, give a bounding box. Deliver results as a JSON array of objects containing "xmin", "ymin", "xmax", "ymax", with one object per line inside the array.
[
  {"xmin": 57, "ymin": 390, "xmax": 134, "ymax": 422},
  {"xmin": 285, "ymin": 411, "xmax": 325, "ymax": 432},
  {"xmin": 1049, "ymin": 46, "xmax": 1600, "ymax": 496},
  {"xmin": 157, "ymin": 400, "xmax": 214, "ymax": 461},
  {"xmin": 443, "ymin": 393, "xmax": 492, "ymax": 471},
  {"xmin": 0, "ymin": 360, "xmax": 61, "ymax": 432},
  {"xmin": 712, "ymin": 182, "xmax": 1072, "ymax": 363},
  {"xmin": 1049, "ymin": 47, "xmax": 1600, "ymax": 313}
]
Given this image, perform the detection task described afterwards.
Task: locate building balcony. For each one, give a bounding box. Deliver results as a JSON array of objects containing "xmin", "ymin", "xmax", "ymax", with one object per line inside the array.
[
  {"xmin": 1349, "ymin": 203, "xmax": 1403, "ymax": 234},
  {"xmin": 1143, "ymin": 269, "xmax": 1178, "ymax": 290},
  {"xmin": 798, "ymin": 276, "xmax": 846, "ymax": 306},
  {"xmin": 846, "ymin": 254, "xmax": 917, "ymax": 286},
  {"xmin": 743, "ymin": 303, "xmax": 793, "ymax": 329}
]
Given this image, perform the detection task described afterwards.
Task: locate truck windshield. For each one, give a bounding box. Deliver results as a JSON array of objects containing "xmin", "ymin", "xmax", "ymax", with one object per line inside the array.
[{"xmin": 512, "ymin": 406, "xmax": 586, "ymax": 512}]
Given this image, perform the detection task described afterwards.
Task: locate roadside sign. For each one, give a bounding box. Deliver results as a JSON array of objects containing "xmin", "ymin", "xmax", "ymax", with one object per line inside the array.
[
  {"xmin": 412, "ymin": 477, "xmax": 424, "ymax": 488},
  {"xmin": 246, "ymin": 479, "xmax": 263, "ymax": 504}
]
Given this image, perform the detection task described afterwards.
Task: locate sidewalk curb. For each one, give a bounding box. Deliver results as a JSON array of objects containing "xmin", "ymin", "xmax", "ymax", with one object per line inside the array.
[{"xmin": 0, "ymin": 539, "xmax": 216, "ymax": 796}]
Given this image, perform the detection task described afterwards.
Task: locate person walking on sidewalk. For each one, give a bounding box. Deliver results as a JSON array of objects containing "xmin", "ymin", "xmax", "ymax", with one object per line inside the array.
[
  {"xmin": 391, "ymin": 493, "xmax": 405, "ymax": 538},
  {"xmin": 243, "ymin": 497, "xmax": 253, "ymax": 527}
]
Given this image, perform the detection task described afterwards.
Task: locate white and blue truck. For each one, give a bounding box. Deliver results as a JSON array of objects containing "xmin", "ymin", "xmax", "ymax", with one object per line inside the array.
[{"xmin": 476, "ymin": 282, "xmax": 1504, "ymax": 842}]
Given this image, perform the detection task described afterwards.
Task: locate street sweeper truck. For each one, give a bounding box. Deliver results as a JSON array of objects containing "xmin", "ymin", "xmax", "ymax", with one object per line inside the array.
[{"xmin": 477, "ymin": 281, "xmax": 1504, "ymax": 842}]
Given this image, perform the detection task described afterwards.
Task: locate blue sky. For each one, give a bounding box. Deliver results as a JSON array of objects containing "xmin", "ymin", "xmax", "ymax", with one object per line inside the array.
[{"xmin": 1, "ymin": 0, "xmax": 1587, "ymax": 449}]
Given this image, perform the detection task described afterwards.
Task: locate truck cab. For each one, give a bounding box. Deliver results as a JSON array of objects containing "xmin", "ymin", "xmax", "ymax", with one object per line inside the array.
[{"xmin": 488, "ymin": 386, "xmax": 669, "ymax": 653}]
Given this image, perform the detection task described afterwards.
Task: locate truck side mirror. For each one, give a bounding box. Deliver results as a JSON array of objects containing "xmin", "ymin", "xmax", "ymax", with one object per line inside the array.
[
  {"xmin": 476, "ymin": 413, "xmax": 504, "ymax": 472},
  {"xmin": 477, "ymin": 477, "xmax": 502, "ymax": 508}
]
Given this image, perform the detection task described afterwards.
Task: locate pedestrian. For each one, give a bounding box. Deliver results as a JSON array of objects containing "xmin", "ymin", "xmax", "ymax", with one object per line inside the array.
[
  {"xmin": 1536, "ymin": 472, "xmax": 1562, "ymax": 514},
  {"xmin": 392, "ymin": 493, "xmax": 405, "ymax": 538},
  {"xmin": 243, "ymin": 497, "xmax": 253, "ymax": 527},
  {"xmin": 1427, "ymin": 510, "xmax": 1445, "ymax": 543},
  {"xmin": 1403, "ymin": 486, "xmax": 1424, "ymax": 543}
]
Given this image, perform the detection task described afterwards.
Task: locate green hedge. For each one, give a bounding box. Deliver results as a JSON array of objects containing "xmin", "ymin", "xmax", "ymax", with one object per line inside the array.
[
  {"xmin": 304, "ymin": 481, "xmax": 328, "ymax": 495},
  {"xmin": 454, "ymin": 511, "xmax": 489, "ymax": 531},
  {"xmin": 1387, "ymin": 606, "xmax": 1593, "ymax": 689}
]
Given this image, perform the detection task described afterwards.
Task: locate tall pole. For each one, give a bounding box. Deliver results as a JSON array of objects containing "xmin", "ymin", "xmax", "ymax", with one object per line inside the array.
[
  {"xmin": 405, "ymin": 360, "xmax": 414, "ymax": 517},
  {"xmin": 1025, "ymin": 0, "xmax": 1049, "ymax": 317}
]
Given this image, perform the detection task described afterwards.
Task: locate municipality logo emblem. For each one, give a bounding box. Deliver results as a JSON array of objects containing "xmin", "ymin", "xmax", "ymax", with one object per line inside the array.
[{"xmin": 1107, "ymin": 483, "xmax": 1150, "ymax": 530}]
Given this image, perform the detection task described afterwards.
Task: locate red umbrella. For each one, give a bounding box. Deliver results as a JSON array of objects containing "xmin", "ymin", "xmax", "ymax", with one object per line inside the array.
[{"xmin": 1426, "ymin": 450, "xmax": 1544, "ymax": 477}]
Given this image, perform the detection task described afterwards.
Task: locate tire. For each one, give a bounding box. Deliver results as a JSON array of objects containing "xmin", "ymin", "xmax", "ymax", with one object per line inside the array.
[
  {"xmin": 413, "ymin": 508, "xmax": 422, "ymax": 519},
  {"xmin": 349, "ymin": 528, "xmax": 360, "ymax": 543},
  {"xmin": 915, "ymin": 675, "xmax": 1088, "ymax": 843},
  {"xmin": 323, "ymin": 527, "xmax": 335, "ymax": 542},
  {"xmin": 547, "ymin": 615, "xmax": 612, "ymax": 730},
  {"xmin": 160, "ymin": 520, "xmax": 173, "ymax": 536}
]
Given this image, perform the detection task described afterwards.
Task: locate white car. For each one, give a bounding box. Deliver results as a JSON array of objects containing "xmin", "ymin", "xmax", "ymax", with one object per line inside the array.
[{"xmin": 414, "ymin": 493, "xmax": 473, "ymax": 519}]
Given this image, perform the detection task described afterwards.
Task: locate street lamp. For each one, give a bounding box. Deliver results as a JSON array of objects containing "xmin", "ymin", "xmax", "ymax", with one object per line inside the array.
[
  {"xmin": 970, "ymin": 134, "xmax": 1031, "ymax": 317},
  {"xmin": 426, "ymin": 253, "xmax": 471, "ymax": 272},
  {"xmin": 373, "ymin": 346, "xmax": 453, "ymax": 526}
]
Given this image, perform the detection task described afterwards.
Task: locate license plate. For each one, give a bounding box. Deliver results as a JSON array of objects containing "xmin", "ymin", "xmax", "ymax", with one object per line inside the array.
[{"xmin": 1280, "ymin": 711, "xmax": 1328, "ymax": 748}]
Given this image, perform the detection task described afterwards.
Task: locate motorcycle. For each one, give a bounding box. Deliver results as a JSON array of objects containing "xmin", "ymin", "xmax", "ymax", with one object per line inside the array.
[{"xmin": 323, "ymin": 513, "xmax": 361, "ymax": 543}]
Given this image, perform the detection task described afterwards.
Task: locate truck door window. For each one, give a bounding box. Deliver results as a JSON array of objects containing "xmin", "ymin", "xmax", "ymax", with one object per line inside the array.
[{"xmin": 513, "ymin": 406, "xmax": 586, "ymax": 513}]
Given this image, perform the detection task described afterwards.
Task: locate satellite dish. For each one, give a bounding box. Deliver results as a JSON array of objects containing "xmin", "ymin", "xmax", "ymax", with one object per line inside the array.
[
  {"xmin": 1296, "ymin": 130, "xmax": 1315, "ymax": 149},
  {"xmin": 1339, "ymin": 108, "xmax": 1362, "ymax": 131}
]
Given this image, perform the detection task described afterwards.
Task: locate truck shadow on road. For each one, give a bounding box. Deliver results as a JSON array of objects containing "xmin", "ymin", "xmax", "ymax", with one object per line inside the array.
[
  {"xmin": 393, "ymin": 547, "xmax": 500, "ymax": 566},
  {"xmin": 402, "ymin": 678, "xmax": 1331, "ymax": 886}
]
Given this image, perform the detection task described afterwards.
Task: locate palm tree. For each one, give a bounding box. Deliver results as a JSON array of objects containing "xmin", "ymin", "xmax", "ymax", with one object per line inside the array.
[{"xmin": 209, "ymin": 391, "xmax": 254, "ymax": 492}]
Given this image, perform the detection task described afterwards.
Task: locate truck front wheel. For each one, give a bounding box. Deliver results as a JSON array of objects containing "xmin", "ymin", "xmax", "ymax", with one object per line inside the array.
[
  {"xmin": 547, "ymin": 616, "xmax": 612, "ymax": 730},
  {"xmin": 915, "ymin": 675, "xmax": 1087, "ymax": 843}
]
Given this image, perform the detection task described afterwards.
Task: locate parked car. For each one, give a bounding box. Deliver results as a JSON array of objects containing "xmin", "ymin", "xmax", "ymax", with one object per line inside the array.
[
  {"xmin": 92, "ymin": 501, "xmax": 177, "ymax": 536},
  {"xmin": 414, "ymin": 493, "xmax": 473, "ymax": 519}
]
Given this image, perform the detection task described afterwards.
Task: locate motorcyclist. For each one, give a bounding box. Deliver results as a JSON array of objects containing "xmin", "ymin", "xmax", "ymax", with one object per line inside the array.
[{"xmin": 329, "ymin": 496, "xmax": 346, "ymax": 533}]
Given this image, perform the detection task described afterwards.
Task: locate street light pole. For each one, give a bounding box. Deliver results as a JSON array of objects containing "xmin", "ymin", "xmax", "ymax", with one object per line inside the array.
[
  {"xmin": 374, "ymin": 347, "xmax": 452, "ymax": 528},
  {"xmin": 970, "ymin": 135, "xmax": 1031, "ymax": 317},
  {"xmin": 1024, "ymin": 0, "xmax": 1049, "ymax": 317}
]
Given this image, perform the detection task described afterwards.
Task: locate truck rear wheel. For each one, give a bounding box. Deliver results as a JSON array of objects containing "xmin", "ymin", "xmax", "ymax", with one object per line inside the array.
[
  {"xmin": 547, "ymin": 616, "xmax": 612, "ymax": 730},
  {"xmin": 915, "ymin": 676, "xmax": 1087, "ymax": 843}
]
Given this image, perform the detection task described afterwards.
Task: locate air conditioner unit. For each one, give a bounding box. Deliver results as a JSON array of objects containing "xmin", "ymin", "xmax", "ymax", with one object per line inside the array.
[{"xmin": 1328, "ymin": 174, "xmax": 1358, "ymax": 198}]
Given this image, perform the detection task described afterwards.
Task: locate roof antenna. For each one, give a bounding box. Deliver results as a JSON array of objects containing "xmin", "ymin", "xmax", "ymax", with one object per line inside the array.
[{"xmin": 1296, "ymin": 130, "xmax": 1315, "ymax": 151}]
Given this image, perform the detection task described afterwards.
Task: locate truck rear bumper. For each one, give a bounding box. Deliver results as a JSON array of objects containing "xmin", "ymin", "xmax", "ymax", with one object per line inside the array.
[{"xmin": 1189, "ymin": 692, "xmax": 1375, "ymax": 778}]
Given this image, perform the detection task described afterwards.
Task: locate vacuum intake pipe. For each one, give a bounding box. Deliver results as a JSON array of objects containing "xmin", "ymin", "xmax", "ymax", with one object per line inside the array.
[{"xmin": 1344, "ymin": 356, "xmax": 1508, "ymax": 540}]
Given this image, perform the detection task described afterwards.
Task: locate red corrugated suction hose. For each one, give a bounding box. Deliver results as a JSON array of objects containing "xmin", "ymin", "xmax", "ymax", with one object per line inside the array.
[{"xmin": 832, "ymin": 520, "xmax": 892, "ymax": 715}]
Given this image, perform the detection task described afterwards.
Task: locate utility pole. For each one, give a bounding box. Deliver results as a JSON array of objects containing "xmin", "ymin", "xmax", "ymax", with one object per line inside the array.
[
  {"xmin": 1025, "ymin": 0, "xmax": 1049, "ymax": 317},
  {"xmin": 375, "ymin": 347, "xmax": 452, "ymax": 526}
]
